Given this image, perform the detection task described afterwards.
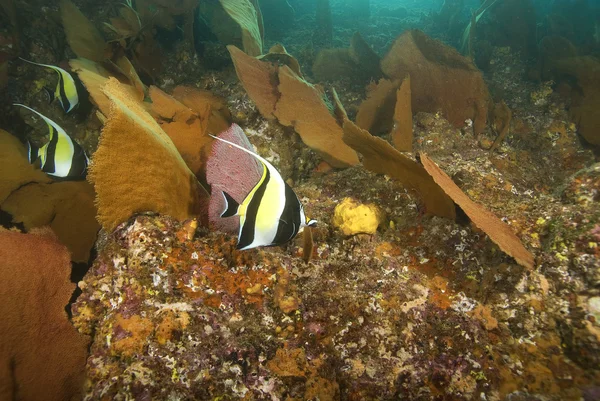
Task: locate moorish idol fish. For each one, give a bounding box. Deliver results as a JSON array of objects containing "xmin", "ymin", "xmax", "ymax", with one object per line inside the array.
[
  {"xmin": 210, "ymin": 133, "xmax": 317, "ymax": 250},
  {"xmin": 20, "ymin": 58, "xmax": 79, "ymax": 113},
  {"xmin": 14, "ymin": 104, "xmax": 89, "ymax": 179}
]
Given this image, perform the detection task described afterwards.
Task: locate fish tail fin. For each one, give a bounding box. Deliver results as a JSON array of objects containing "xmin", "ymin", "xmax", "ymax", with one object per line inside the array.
[
  {"xmin": 220, "ymin": 191, "xmax": 239, "ymax": 218},
  {"xmin": 43, "ymin": 87, "xmax": 55, "ymax": 104}
]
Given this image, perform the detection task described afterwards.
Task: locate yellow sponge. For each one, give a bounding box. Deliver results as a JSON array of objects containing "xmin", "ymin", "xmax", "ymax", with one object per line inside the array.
[{"xmin": 332, "ymin": 197, "xmax": 384, "ymax": 236}]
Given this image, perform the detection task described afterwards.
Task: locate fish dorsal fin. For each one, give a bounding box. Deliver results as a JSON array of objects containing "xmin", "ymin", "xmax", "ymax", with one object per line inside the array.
[
  {"xmin": 13, "ymin": 104, "xmax": 66, "ymax": 142},
  {"xmin": 19, "ymin": 57, "xmax": 65, "ymax": 76},
  {"xmin": 209, "ymin": 133, "xmax": 276, "ymax": 175}
]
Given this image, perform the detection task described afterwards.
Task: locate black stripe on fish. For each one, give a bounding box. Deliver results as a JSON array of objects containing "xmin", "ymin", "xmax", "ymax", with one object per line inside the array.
[
  {"xmin": 42, "ymin": 126, "xmax": 59, "ymax": 174},
  {"xmin": 27, "ymin": 141, "xmax": 39, "ymax": 164},
  {"xmin": 237, "ymin": 167, "xmax": 271, "ymax": 250},
  {"xmin": 272, "ymin": 183, "xmax": 302, "ymax": 245},
  {"xmin": 57, "ymin": 72, "xmax": 71, "ymax": 112},
  {"xmin": 68, "ymin": 141, "xmax": 88, "ymax": 177}
]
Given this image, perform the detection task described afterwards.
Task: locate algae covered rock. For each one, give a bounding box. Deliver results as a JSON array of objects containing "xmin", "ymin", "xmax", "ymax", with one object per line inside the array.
[
  {"xmin": 72, "ymin": 214, "xmax": 501, "ymax": 400},
  {"xmin": 332, "ymin": 197, "xmax": 384, "ymax": 236}
]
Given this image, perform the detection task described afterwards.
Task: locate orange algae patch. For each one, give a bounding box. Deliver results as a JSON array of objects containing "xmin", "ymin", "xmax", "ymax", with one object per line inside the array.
[
  {"xmin": 375, "ymin": 242, "xmax": 402, "ymax": 258},
  {"xmin": 168, "ymin": 240, "xmax": 278, "ymax": 308},
  {"xmin": 419, "ymin": 153, "xmax": 534, "ymax": 269},
  {"xmin": 155, "ymin": 310, "xmax": 190, "ymax": 345},
  {"xmin": 111, "ymin": 313, "xmax": 153, "ymax": 357},
  {"xmin": 267, "ymin": 347, "xmax": 308, "ymax": 377},
  {"xmin": 89, "ymin": 78, "xmax": 208, "ymax": 232},
  {"xmin": 198, "ymin": 260, "xmax": 274, "ymax": 307},
  {"xmin": 0, "ymin": 228, "xmax": 89, "ymax": 401},
  {"xmin": 470, "ymin": 304, "xmax": 498, "ymax": 331},
  {"xmin": 274, "ymin": 268, "xmax": 301, "ymax": 314},
  {"xmin": 342, "ymin": 120, "xmax": 455, "ymax": 219},
  {"xmin": 428, "ymin": 275, "xmax": 452, "ymax": 310}
]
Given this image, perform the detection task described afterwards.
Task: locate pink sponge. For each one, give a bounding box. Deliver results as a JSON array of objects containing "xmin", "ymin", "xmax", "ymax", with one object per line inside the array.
[{"xmin": 206, "ymin": 124, "xmax": 263, "ymax": 234}]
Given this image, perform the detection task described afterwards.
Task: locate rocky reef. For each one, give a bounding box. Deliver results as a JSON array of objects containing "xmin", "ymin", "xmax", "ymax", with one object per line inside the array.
[{"xmin": 73, "ymin": 125, "xmax": 600, "ymax": 399}]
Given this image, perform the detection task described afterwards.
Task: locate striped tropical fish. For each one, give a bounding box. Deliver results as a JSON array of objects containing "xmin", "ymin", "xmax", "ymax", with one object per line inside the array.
[
  {"xmin": 210, "ymin": 127, "xmax": 316, "ymax": 250},
  {"xmin": 14, "ymin": 104, "xmax": 88, "ymax": 179},
  {"xmin": 20, "ymin": 58, "xmax": 79, "ymax": 113}
]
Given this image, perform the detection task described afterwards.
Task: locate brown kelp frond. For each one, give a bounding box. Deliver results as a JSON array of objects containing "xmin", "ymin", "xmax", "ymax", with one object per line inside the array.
[
  {"xmin": 2, "ymin": 181, "xmax": 99, "ymax": 263},
  {"xmin": 199, "ymin": 0, "xmax": 263, "ymax": 57},
  {"xmin": 419, "ymin": 153, "xmax": 534, "ymax": 269},
  {"xmin": 348, "ymin": 32, "xmax": 383, "ymax": 79},
  {"xmin": 221, "ymin": 0, "xmax": 262, "ymax": 56},
  {"xmin": 228, "ymin": 45, "xmax": 279, "ymax": 119},
  {"xmin": 103, "ymin": 1, "xmax": 142, "ymax": 41},
  {"xmin": 89, "ymin": 78, "xmax": 208, "ymax": 232},
  {"xmin": 342, "ymin": 120, "xmax": 456, "ymax": 219},
  {"xmin": 313, "ymin": 31, "xmax": 382, "ymax": 83},
  {"xmin": 60, "ymin": 0, "xmax": 109, "ymax": 62},
  {"xmin": 172, "ymin": 85, "xmax": 232, "ymax": 135},
  {"xmin": 258, "ymin": 43, "xmax": 303, "ymax": 78},
  {"xmin": 356, "ymin": 78, "xmax": 402, "ymax": 135},
  {"xmin": 228, "ymin": 45, "xmax": 359, "ymax": 167},
  {"xmin": 391, "ymin": 75, "xmax": 413, "ymax": 152},
  {"xmin": 0, "ymin": 228, "xmax": 89, "ymax": 401},
  {"xmin": 274, "ymin": 66, "xmax": 359, "ymax": 167},
  {"xmin": 69, "ymin": 57, "xmax": 140, "ymax": 118},
  {"xmin": 331, "ymin": 87, "xmax": 348, "ymax": 125},
  {"xmin": 381, "ymin": 30, "xmax": 490, "ymax": 134},
  {"xmin": 489, "ymin": 101, "xmax": 512, "ymax": 152},
  {"xmin": 148, "ymin": 86, "xmax": 214, "ymax": 178},
  {"xmin": 0, "ymin": 129, "xmax": 50, "ymax": 203},
  {"xmin": 549, "ymin": 56, "xmax": 600, "ymax": 146},
  {"xmin": 112, "ymin": 54, "xmax": 147, "ymax": 101}
]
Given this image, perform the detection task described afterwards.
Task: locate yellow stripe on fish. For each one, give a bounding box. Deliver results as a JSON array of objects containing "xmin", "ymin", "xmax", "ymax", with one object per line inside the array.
[{"xmin": 20, "ymin": 58, "xmax": 79, "ymax": 113}]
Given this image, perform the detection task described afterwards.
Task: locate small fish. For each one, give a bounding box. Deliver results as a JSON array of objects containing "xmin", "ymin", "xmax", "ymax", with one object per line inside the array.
[
  {"xmin": 210, "ymin": 133, "xmax": 316, "ymax": 250},
  {"xmin": 14, "ymin": 104, "xmax": 89, "ymax": 179},
  {"xmin": 20, "ymin": 58, "xmax": 79, "ymax": 113}
]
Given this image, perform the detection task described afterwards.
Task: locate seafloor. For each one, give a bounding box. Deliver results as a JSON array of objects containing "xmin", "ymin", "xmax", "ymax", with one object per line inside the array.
[{"xmin": 1, "ymin": 1, "xmax": 600, "ymax": 400}]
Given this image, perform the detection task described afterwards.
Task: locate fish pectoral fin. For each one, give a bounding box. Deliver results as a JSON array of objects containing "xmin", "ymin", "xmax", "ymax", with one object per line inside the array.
[
  {"xmin": 220, "ymin": 191, "xmax": 240, "ymax": 218},
  {"xmin": 43, "ymin": 87, "xmax": 55, "ymax": 104}
]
